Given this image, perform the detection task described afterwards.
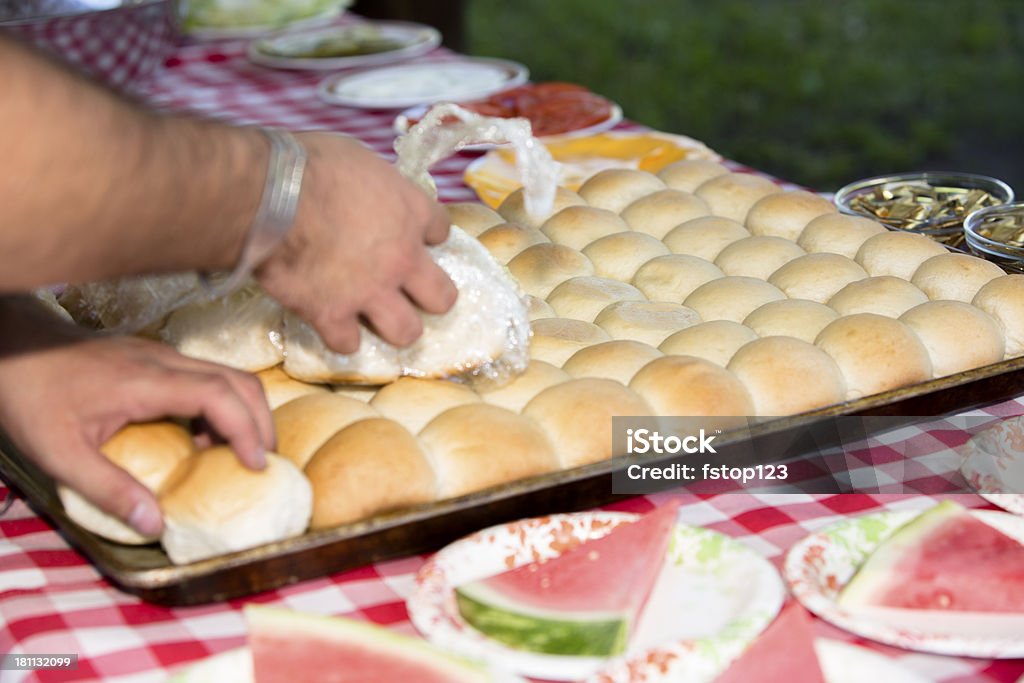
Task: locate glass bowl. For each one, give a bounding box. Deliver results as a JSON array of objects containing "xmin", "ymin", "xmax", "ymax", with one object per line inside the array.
[
  {"xmin": 963, "ymin": 202, "xmax": 1024, "ymax": 273},
  {"xmin": 834, "ymin": 171, "xmax": 1014, "ymax": 248}
]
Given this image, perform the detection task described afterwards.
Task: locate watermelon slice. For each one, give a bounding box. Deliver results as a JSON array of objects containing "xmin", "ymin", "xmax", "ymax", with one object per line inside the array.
[
  {"xmin": 839, "ymin": 500, "xmax": 1024, "ymax": 612},
  {"xmin": 454, "ymin": 502, "xmax": 680, "ymax": 656},
  {"xmin": 245, "ymin": 605, "xmax": 494, "ymax": 683},
  {"xmin": 714, "ymin": 602, "xmax": 825, "ymax": 683}
]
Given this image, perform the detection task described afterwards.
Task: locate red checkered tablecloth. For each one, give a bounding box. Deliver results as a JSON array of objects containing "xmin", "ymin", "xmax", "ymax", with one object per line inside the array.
[{"xmin": 2, "ymin": 29, "xmax": 1024, "ymax": 683}]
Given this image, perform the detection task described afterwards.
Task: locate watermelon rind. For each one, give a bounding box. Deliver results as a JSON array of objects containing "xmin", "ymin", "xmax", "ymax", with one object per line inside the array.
[
  {"xmin": 455, "ymin": 585, "xmax": 627, "ymax": 656},
  {"xmin": 837, "ymin": 500, "xmax": 963, "ymax": 608}
]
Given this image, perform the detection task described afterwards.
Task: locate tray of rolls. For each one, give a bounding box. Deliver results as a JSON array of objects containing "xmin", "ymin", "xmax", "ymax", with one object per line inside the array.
[{"xmin": 4, "ymin": 158, "xmax": 1024, "ymax": 606}]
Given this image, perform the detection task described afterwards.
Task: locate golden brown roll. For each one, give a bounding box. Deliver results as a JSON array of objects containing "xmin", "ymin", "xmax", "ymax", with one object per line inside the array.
[
  {"xmin": 305, "ymin": 418, "xmax": 437, "ymax": 529},
  {"xmin": 657, "ymin": 159, "xmax": 730, "ymax": 192},
  {"xmin": 659, "ymin": 320, "xmax": 760, "ymax": 366},
  {"xmin": 523, "ymin": 378, "xmax": 653, "ymax": 467},
  {"xmin": 796, "ymin": 213, "xmax": 889, "ymax": 258},
  {"xmin": 745, "ymin": 190, "xmax": 837, "ymax": 241},
  {"xmin": 972, "ymin": 274, "xmax": 1024, "ymax": 357},
  {"xmin": 507, "ymin": 243, "xmax": 595, "ymax": 298},
  {"xmin": 767, "ymin": 252, "xmax": 869, "ymax": 303},
  {"xmin": 594, "ymin": 301, "xmax": 701, "ymax": 347},
  {"xmin": 529, "ymin": 317, "xmax": 612, "ymax": 366},
  {"xmin": 562, "ymin": 340, "xmax": 664, "ymax": 385},
  {"xmin": 910, "ymin": 252, "xmax": 1005, "ymax": 302},
  {"xmin": 546, "ymin": 276, "xmax": 646, "ymax": 321},
  {"xmin": 694, "ymin": 172, "xmax": 782, "ymax": 222},
  {"xmin": 160, "ymin": 447, "xmax": 311, "ymax": 565},
  {"xmin": 498, "ymin": 186, "xmax": 586, "ymax": 227},
  {"xmin": 256, "ymin": 366, "xmax": 329, "ymax": 410},
  {"xmin": 900, "ymin": 301, "xmax": 1005, "ymax": 377},
  {"xmin": 332, "ymin": 384, "xmax": 380, "ymax": 403},
  {"xmin": 631, "ymin": 254, "xmax": 725, "ymax": 303},
  {"xmin": 477, "ymin": 360, "xmax": 570, "ymax": 412},
  {"xmin": 59, "ymin": 422, "xmax": 195, "ymax": 545},
  {"xmin": 827, "ymin": 276, "xmax": 929, "ymax": 318},
  {"xmin": 581, "ymin": 231, "xmax": 671, "ymax": 282},
  {"xmin": 369, "ymin": 377, "xmax": 480, "ymax": 435},
  {"xmin": 683, "ymin": 276, "xmax": 786, "ymax": 323},
  {"xmin": 577, "ymin": 168, "xmax": 667, "ymax": 213},
  {"xmin": 419, "ymin": 404, "xmax": 559, "ymax": 497},
  {"xmin": 477, "ymin": 223, "xmax": 551, "ymax": 264},
  {"xmin": 445, "ymin": 201, "xmax": 504, "ymax": 236},
  {"xmin": 854, "ymin": 231, "xmax": 948, "ymax": 280},
  {"xmin": 663, "ymin": 216, "xmax": 752, "ymax": 261},
  {"xmin": 540, "ymin": 205, "xmax": 630, "ymax": 250},
  {"xmin": 620, "ymin": 189, "xmax": 711, "ymax": 239},
  {"xmin": 727, "ymin": 336, "xmax": 846, "ymax": 416},
  {"xmin": 630, "ymin": 355, "xmax": 755, "ymax": 418},
  {"xmin": 525, "ymin": 294, "xmax": 557, "ymax": 321},
  {"xmin": 273, "ymin": 393, "xmax": 379, "ymax": 469},
  {"xmin": 814, "ymin": 313, "xmax": 933, "ymax": 400},
  {"xmin": 742, "ymin": 299, "xmax": 839, "ymax": 344},
  {"xmin": 713, "ymin": 236, "xmax": 806, "ymax": 280}
]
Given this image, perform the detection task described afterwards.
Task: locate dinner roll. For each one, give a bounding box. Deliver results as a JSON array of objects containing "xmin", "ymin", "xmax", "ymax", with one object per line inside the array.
[
  {"xmin": 900, "ymin": 301, "xmax": 1005, "ymax": 377},
  {"xmin": 477, "ymin": 223, "xmax": 550, "ymax": 263},
  {"xmin": 827, "ymin": 276, "xmax": 929, "ymax": 318},
  {"xmin": 283, "ymin": 312, "xmax": 401, "ymax": 384},
  {"xmin": 507, "ymin": 243, "xmax": 595, "ymax": 298},
  {"xmin": 745, "ymin": 190, "xmax": 837, "ymax": 241},
  {"xmin": 160, "ymin": 285, "xmax": 284, "ymax": 372},
  {"xmin": 683, "ymin": 277, "xmax": 786, "ymax": 323},
  {"xmin": 796, "ymin": 213, "xmax": 888, "ymax": 258},
  {"xmin": 562, "ymin": 340, "xmax": 664, "ymax": 385},
  {"xmin": 742, "ymin": 299, "xmax": 838, "ymax": 344},
  {"xmin": 305, "ymin": 418, "xmax": 436, "ymax": 529},
  {"xmin": 659, "ymin": 320, "xmax": 760, "ymax": 366},
  {"xmin": 767, "ymin": 253, "xmax": 869, "ymax": 303},
  {"xmin": 530, "ymin": 317, "xmax": 611, "ymax": 366},
  {"xmin": 59, "ymin": 422, "xmax": 195, "ymax": 545},
  {"xmin": 855, "ymin": 231, "xmax": 948, "ymax": 280},
  {"xmin": 273, "ymin": 393, "xmax": 379, "ymax": 469},
  {"xmin": 973, "ymin": 275, "xmax": 1024, "ymax": 357},
  {"xmin": 620, "ymin": 189, "xmax": 710, "ymax": 239},
  {"xmin": 713, "ymin": 236, "xmax": 806, "ymax": 279},
  {"xmin": 594, "ymin": 301, "xmax": 701, "ymax": 346},
  {"xmin": 523, "ymin": 379, "xmax": 653, "ymax": 468},
  {"xmin": 630, "ymin": 355, "xmax": 755, "ymax": 418},
  {"xmin": 369, "ymin": 377, "xmax": 480, "ymax": 435},
  {"xmin": 540, "ymin": 205, "xmax": 630, "ymax": 250},
  {"xmin": 546, "ymin": 276, "xmax": 646, "ymax": 321},
  {"xmin": 910, "ymin": 253, "xmax": 1005, "ymax": 302},
  {"xmin": 727, "ymin": 337, "xmax": 846, "ymax": 416},
  {"xmin": 657, "ymin": 159, "xmax": 730, "ymax": 192},
  {"xmin": 256, "ymin": 366, "xmax": 329, "ymax": 410},
  {"xmin": 478, "ymin": 360, "xmax": 570, "ymax": 412},
  {"xmin": 419, "ymin": 404, "xmax": 559, "ymax": 497},
  {"xmin": 578, "ymin": 169, "xmax": 666, "ymax": 213},
  {"xmin": 632, "ymin": 254, "xmax": 725, "ymax": 302},
  {"xmin": 446, "ymin": 201, "xmax": 503, "ymax": 236},
  {"xmin": 694, "ymin": 172, "xmax": 782, "ymax": 222},
  {"xmin": 160, "ymin": 448, "xmax": 312, "ymax": 565},
  {"xmin": 582, "ymin": 232, "xmax": 671, "ymax": 281},
  {"xmin": 525, "ymin": 294, "xmax": 557, "ymax": 321},
  {"xmin": 814, "ymin": 313, "xmax": 933, "ymax": 400},
  {"xmin": 332, "ymin": 384, "xmax": 379, "ymax": 403},
  {"xmin": 499, "ymin": 186, "xmax": 586, "ymax": 227},
  {"xmin": 663, "ymin": 216, "xmax": 752, "ymax": 261}
]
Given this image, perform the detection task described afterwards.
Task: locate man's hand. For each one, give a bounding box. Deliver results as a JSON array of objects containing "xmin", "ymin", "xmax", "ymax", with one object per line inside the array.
[
  {"xmin": 255, "ymin": 132, "xmax": 458, "ymax": 353},
  {"xmin": 0, "ymin": 298, "xmax": 274, "ymax": 536}
]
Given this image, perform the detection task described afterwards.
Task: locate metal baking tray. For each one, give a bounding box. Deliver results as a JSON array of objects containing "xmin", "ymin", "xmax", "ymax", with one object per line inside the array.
[{"xmin": 3, "ymin": 353, "xmax": 1024, "ymax": 605}]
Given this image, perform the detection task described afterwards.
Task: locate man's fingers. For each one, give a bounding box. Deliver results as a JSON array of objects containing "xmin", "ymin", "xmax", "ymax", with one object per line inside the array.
[
  {"xmin": 57, "ymin": 447, "xmax": 164, "ymax": 537},
  {"xmin": 362, "ymin": 292, "xmax": 423, "ymax": 348},
  {"xmin": 422, "ymin": 204, "xmax": 451, "ymax": 246},
  {"xmin": 313, "ymin": 314, "xmax": 362, "ymax": 355},
  {"xmin": 404, "ymin": 251, "xmax": 457, "ymax": 315}
]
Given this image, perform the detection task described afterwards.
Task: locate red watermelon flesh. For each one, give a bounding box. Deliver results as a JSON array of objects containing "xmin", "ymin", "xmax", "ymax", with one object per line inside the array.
[
  {"xmin": 246, "ymin": 605, "xmax": 492, "ymax": 683},
  {"xmin": 839, "ymin": 501, "xmax": 1024, "ymax": 613},
  {"xmin": 713, "ymin": 602, "xmax": 825, "ymax": 683}
]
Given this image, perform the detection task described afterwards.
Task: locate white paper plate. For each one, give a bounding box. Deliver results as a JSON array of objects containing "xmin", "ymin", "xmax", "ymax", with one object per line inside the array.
[
  {"xmin": 960, "ymin": 417, "xmax": 1024, "ymax": 515},
  {"xmin": 408, "ymin": 511, "xmax": 785, "ymax": 683},
  {"xmin": 247, "ymin": 20, "xmax": 441, "ymax": 71},
  {"xmin": 815, "ymin": 639, "xmax": 929, "ymax": 683},
  {"xmin": 186, "ymin": 6, "xmax": 344, "ymax": 41},
  {"xmin": 785, "ymin": 508, "xmax": 1024, "ymax": 658},
  {"xmin": 318, "ymin": 58, "xmax": 529, "ymax": 109}
]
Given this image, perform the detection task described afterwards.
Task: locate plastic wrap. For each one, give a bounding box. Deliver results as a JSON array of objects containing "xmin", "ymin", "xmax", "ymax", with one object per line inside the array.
[{"xmin": 59, "ymin": 272, "xmax": 209, "ymax": 336}]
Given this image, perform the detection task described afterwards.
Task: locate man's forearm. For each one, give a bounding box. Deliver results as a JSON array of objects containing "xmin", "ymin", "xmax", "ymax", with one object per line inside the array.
[{"xmin": 0, "ymin": 38, "xmax": 267, "ymax": 290}]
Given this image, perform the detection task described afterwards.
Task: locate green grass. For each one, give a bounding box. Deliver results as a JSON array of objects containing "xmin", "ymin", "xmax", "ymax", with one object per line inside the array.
[{"xmin": 465, "ymin": 0, "xmax": 1024, "ymax": 193}]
